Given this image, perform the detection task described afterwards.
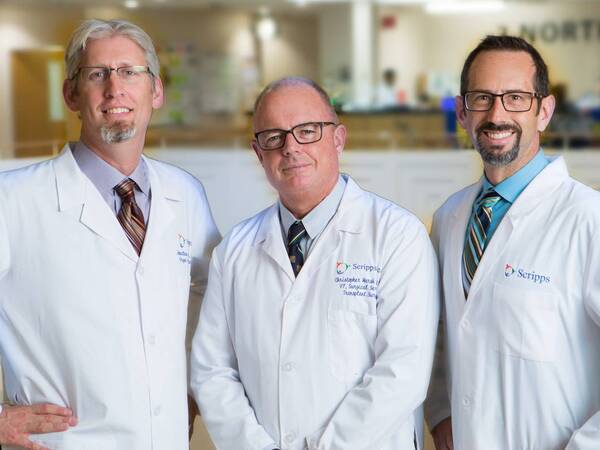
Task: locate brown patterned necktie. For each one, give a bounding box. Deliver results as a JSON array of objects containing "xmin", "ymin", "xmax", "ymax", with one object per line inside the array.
[{"xmin": 114, "ymin": 178, "xmax": 146, "ymax": 255}]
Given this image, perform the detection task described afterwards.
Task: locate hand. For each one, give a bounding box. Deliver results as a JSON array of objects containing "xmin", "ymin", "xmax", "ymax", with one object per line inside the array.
[
  {"xmin": 0, "ymin": 403, "xmax": 77, "ymax": 450},
  {"xmin": 431, "ymin": 417, "xmax": 453, "ymax": 450},
  {"xmin": 187, "ymin": 396, "xmax": 199, "ymax": 442}
]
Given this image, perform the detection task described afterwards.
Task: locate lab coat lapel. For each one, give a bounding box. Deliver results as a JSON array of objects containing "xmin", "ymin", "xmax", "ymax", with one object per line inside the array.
[
  {"xmin": 256, "ymin": 204, "xmax": 295, "ymax": 281},
  {"xmin": 298, "ymin": 177, "xmax": 362, "ymax": 281},
  {"xmin": 53, "ymin": 144, "xmax": 138, "ymax": 262},
  {"xmin": 466, "ymin": 157, "xmax": 568, "ymax": 301},
  {"xmin": 139, "ymin": 157, "xmax": 177, "ymax": 259},
  {"xmin": 467, "ymin": 215, "xmax": 514, "ymax": 301},
  {"xmin": 449, "ymin": 180, "xmax": 482, "ymax": 308}
]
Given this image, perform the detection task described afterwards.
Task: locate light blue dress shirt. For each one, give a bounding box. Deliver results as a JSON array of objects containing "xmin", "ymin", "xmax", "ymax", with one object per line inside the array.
[
  {"xmin": 477, "ymin": 149, "xmax": 549, "ymax": 245},
  {"xmin": 279, "ymin": 175, "xmax": 347, "ymax": 259}
]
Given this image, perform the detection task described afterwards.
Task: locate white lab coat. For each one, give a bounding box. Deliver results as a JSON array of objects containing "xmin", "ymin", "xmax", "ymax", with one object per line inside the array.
[
  {"xmin": 191, "ymin": 176, "xmax": 440, "ymax": 450},
  {"xmin": 0, "ymin": 144, "xmax": 220, "ymax": 450},
  {"xmin": 426, "ymin": 156, "xmax": 600, "ymax": 450}
]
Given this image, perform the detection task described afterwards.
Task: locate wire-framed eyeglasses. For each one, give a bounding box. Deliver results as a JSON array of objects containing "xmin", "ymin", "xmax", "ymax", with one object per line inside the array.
[{"xmin": 73, "ymin": 66, "xmax": 154, "ymax": 85}]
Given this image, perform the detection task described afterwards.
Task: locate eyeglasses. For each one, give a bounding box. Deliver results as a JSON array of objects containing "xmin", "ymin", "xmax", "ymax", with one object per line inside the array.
[
  {"xmin": 73, "ymin": 66, "xmax": 154, "ymax": 85},
  {"xmin": 464, "ymin": 91, "xmax": 543, "ymax": 112},
  {"xmin": 254, "ymin": 121, "xmax": 337, "ymax": 151}
]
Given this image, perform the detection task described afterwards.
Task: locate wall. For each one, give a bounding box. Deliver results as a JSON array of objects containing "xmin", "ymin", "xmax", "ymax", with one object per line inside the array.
[
  {"xmin": 260, "ymin": 13, "xmax": 319, "ymax": 84},
  {"xmin": 378, "ymin": 2, "xmax": 600, "ymax": 104},
  {"xmin": 0, "ymin": 5, "xmax": 319, "ymax": 157},
  {"xmin": 0, "ymin": 5, "xmax": 82, "ymax": 158}
]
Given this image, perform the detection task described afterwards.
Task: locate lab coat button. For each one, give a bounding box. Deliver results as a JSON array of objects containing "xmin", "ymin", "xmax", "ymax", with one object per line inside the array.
[
  {"xmin": 153, "ymin": 406, "xmax": 161, "ymax": 416},
  {"xmin": 147, "ymin": 335, "xmax": 156, "ymax": 345},
  {"xmin": 462, "ymin": 319, "xmax": 471, "ymax": 329},
  {"xmin": 282, "ymin": 362, "xmax": 295, "ymax": 372},
  {"xmin": 284, "ymin": 432, "xmax": 297, "ymax": 443},
  {"xmin": 462, "ymin": 397, "xmax": 471, "ymax": 407},
  {"xmin": 138, "ymin": 266, "xmax": 145, "ymax": 276}
]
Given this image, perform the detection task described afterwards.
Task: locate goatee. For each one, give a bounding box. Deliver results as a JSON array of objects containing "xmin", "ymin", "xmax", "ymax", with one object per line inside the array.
[
  {"xmin": 101, "ymin": 122, "xmax": 136, "ymax": 144},
  {"xmin": 475, "ymin": 122, "xmax": 522, "ymax": 167}
]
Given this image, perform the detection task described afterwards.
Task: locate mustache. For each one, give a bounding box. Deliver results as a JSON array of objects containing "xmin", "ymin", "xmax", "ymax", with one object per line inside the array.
[{"xmin": 476, "ymin": 122, "xmax": 521, "ymax": 135}]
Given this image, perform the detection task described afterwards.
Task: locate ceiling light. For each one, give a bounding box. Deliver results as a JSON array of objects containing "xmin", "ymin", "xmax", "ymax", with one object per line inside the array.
[
  {"xmin": 256, "ymin": 16, "xmax": 277, "ymax": 41},
  {"xmin": 124, "ymin": 0, "xmax": 139, "ymax": 9},
  {"xmin": 255, "ymin": 8, "xmax": 277, "ymax": 41}
]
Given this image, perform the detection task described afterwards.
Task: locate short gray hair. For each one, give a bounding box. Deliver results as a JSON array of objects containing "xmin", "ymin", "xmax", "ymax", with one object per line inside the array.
[
  {"xmin": 65, "ymin": 19, "xmax": 160, "ymax": 80},
  {"xmin": 253, "ymin": 77, "xmax": 338, "ymax": 123}
]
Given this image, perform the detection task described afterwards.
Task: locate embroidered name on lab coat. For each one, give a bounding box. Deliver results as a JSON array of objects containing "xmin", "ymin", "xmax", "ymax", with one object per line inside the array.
[{"xmin": 335, "ymin": 261, "xmax": 381, "ymax": 299}]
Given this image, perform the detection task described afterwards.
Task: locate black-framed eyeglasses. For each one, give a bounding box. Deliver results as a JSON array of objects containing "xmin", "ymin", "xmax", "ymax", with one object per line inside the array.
[
  {"xmin": 72, "ymin": 65, "xmax": 154, "ymax": 84},
  {"xmin": 464, "ymin": 91, "xmax": 543, "ymax": 112},
  {"xmin": 254, "ymin": 121, "xmax": 337, "ymax": 151}
]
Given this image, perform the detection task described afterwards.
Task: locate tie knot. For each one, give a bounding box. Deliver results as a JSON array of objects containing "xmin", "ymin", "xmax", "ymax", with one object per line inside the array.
[
  {"xmin": 480, "ymin": 189, "xmax": 501, "ymax": 209},
  {"xmin": 114, "ymin": 178, "xmax": 137, "ymax": 201},
  {"xmin": 287, "ymin": 221, "xmax": 306, "ymax": 246}
]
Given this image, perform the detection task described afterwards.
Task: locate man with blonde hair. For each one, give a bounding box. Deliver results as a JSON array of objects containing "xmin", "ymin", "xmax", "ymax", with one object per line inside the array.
[{"xmin": 0, "ymin": 19, "xmax": 219, "ymax": 449}]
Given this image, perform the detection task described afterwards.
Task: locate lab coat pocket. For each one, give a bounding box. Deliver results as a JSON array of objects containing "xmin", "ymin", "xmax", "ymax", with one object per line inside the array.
[
  {"xmin": 492, "ymin": 282, "xmax": 559, "ymax": 362},
  {"xmin": 327, "ymin": 296, "xmax": 377, "ymax": 384}
]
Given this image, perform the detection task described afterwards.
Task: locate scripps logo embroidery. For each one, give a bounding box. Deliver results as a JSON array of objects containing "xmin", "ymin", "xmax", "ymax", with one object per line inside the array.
[
  {"xmin": 336, "ymin": 261, "xmax": 381, "ymax": 275},
  {"xmin": 177, "ymin": 234, "xmax": 192, "ymax": 264},
  {"xmin": 336, "ymin": 262, "xmax": 351, "ymax": 274},
  {"xmin": 504, "ymin": 263, "xmax": 550, "ymax": 285},
  {"xmin": 178, "ymin": 234, "xmax": 189, "ymax": 248}
]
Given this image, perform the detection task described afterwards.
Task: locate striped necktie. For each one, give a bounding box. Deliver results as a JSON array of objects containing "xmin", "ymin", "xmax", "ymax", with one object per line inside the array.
[
  {"xmin": 287, "ymin": 220, "xmax": 306, "ymax": 277},
  {"xmin": 462, "ymin": 189, "xmax": 501, "ymax": 297},
  {"xmin": 114, "ymin": 178, "xmax": 146, "ymax": 256}
]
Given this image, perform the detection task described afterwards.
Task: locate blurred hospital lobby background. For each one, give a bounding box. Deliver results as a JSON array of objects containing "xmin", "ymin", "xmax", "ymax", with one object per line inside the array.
[{"xmin": 1, "ymin": 0, "xmax": 600, "ymax": 448}]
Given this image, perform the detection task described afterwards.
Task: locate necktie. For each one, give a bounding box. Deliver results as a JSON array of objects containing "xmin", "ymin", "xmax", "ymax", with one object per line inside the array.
[
  {"xmin": 287, "ymin": 220, "xmax": 306, "ymax": 277},
  {"xmin": 462, "ymin": 189, "xmax": 501, "ymax": 297},
  {"xmin": 114, "ymin": 178, "xmax": 146, "ymax": 255}
]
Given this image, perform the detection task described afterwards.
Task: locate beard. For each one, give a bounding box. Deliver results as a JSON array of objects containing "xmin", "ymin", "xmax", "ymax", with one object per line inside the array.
[
  {"xmin": 101, "ymin": 121, "xmax": 136, "ymax": 144},
  {"xmin": 474, "ymin": 122, "xmax": 522, "ymax": 167}
]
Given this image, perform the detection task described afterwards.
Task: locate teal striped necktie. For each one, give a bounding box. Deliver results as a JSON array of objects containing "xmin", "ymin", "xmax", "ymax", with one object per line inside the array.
[{"xmin": 462, "ymin": 189, "xmax": 501, "ymax": 297}]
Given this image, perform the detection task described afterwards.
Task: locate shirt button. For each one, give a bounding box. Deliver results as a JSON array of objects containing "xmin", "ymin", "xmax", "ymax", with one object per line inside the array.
[
  {"xmin": 138, "ymin": 266, "xmax": 145, "ymax": 276},
  {"xmin": 462, "ymin": 397, "xmax": 471, "ymax": 407},
  {"xmin": 461, "ymin": 319, "xmax": 471, "ymax": 329},
  {"xmin": 284, "ymin": 432, "xmax": 297, "ymax": 443},
  {"xmin": 153, "ymin": 406, "xmax": 161, "ymax": 416},
  {"xmin": 147, "ymin": 335, "xmax": 156, "ymax": 345},
  {"xmin": 282, "ymin": 362, "xmax": 295, "ymax": 372}
]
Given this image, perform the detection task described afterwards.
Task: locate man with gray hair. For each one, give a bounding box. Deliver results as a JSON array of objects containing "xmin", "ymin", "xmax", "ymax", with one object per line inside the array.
[
  {"xmin": 191, "ymin": 77, "xmax": 439, "ymax": 450},
  {"xmin": 0, "ymin": 19, "xmax": 219, "ymax": 449}
]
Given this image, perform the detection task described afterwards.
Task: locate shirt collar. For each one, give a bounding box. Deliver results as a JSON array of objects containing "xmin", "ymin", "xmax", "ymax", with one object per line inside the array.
[
  {"xmin": 483, "ymin": 149, "xmax": 549, "ymax": 204},
  {"xmin": 279, "ymin": 175, "xmax": 347, "ymax": 239},
  {"xmin": 72, "ymin": 141, "xmax": 150, "ymax": 196}
]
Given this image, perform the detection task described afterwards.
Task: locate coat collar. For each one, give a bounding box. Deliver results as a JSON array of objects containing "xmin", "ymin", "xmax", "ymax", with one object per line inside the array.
[
  {"xmin": 53, "ymin": 143, "xmax": 88, "ymax": 212},
  {"xmin": 52, "ymin": 143, "xmax": 180, "ymax": 262},
  {"xmin": 505, "ymin": 156, "xmax": 568, "ymax": 220},
  {"xmin": 462, "ymin": 156, "xmax": 568, "ymax": 302},
  {"xmin": 254, "ymin": 174, "xmax": 364, "ymax": 246},
  {"xmin": 253, "ymin": 175, "xmax": 365, "ymax": 281}
]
